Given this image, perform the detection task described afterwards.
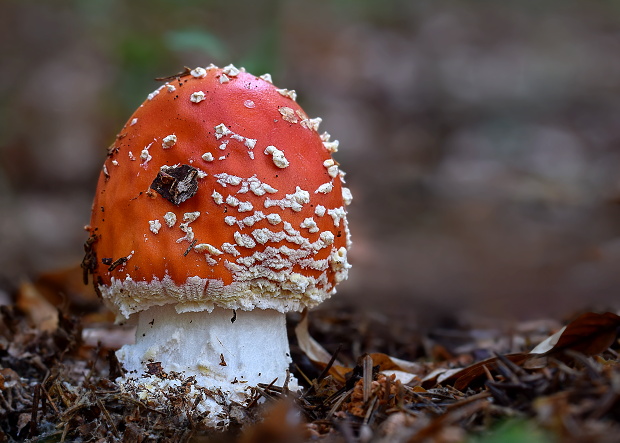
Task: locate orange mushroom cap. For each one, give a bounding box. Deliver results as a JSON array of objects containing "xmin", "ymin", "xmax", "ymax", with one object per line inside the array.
[{"xmin": 85, "ymin": 65, "xmax": 351, "ymax": 318}]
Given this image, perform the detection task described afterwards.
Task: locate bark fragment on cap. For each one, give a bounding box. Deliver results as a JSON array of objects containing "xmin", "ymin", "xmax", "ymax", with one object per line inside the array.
[{"xmin": 150, "ymin": 164, "xmax": 199, "ymax": 205}]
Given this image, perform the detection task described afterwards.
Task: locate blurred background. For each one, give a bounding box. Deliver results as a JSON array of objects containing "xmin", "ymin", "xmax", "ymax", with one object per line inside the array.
[{"xmin": 2, "ymin": 0, "xmax": 620, "ymax": 322}]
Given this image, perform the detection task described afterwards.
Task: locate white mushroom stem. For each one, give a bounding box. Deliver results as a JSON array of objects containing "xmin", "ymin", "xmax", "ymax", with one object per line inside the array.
[{"xmin": 116, "ymin": 304, "xmax": 296, "ymax": 395}]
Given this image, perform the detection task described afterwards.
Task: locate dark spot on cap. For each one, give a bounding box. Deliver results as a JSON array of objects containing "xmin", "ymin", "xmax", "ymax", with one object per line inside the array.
[{"xmin": 150, "ymin": 164, "xmax": 199, "ymax": 205}]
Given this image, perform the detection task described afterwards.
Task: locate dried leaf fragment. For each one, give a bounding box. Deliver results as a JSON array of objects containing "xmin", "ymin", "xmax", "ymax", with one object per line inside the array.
[
  {"xmin": 530, "ymin": 311, "xmax": 620, "ymax": 356},
  {"xmin": 150, "ymin": 164, "xmax": 199, "ymax": 205}
]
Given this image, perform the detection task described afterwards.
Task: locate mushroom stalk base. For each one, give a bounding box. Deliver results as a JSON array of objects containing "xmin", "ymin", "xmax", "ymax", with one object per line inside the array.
[{"xmin": 116, "ymin": 304, "xmax": 296, "ymax": 427}]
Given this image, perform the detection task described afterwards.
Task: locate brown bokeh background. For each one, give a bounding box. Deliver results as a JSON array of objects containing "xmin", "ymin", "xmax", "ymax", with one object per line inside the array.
[{"xmin": 2, "ymin": 0, "xmax": 620, "ymax": 321}]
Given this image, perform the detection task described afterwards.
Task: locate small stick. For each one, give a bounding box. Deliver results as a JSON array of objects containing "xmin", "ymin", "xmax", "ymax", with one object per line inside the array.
[
  {"xmin": 362, "ymin": 354, "xmax": 373, "ymax": 404},
  {"xmin": 61, "ymin": 421, "xmax": 70, "ymax": 442},
  {"xmin": 247, "ymin": 378, "xmax": 279, "ymax": 408},
  {"xmin": 40, "ymin": 384, "xmax": 60, "ymax": 416},
  {"xmin": 96, "ymin": 396, "xmax": 119, "ymax": 437},
  {"xmin": 327, "ymin": 389, "xmax": 354, "ymax": 418},
  {"xmin": 184, "ymin": 239, "xmax": 197, "ymax": 256},
  {"xmin": 302, "ymin": 344, "xmax": 343, "ymax": 399},
  {"xmin": 482, "ymin": 364, "xmax": 494, "ymax": 382},
  {"xmin": 318, "ymin": 344, "xmax": 343, "ymax": 382},
  {"xmin": 363, "ymin": 396, "xmax": 378, "ymax": 425},
  {"xmin": 29, "ymin": 384, "xmax": 40, "ymax": 438},
  {"xmin": 155, "ymin": 67, "xmax": 192, "ymax": 82}
]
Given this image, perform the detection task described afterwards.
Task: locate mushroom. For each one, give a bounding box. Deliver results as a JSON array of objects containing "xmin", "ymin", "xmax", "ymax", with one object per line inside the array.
[{"xmin": 84, "ymin": 64, "xmax": 352, "ymax": 425}]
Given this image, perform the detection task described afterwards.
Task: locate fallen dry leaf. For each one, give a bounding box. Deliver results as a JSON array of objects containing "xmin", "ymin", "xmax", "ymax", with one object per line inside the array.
[
  {"xmin": 294, "ymin": 309, "xmax": 341, "ymax": 366},
  {"xmin": 435, "ymin": 311, "xmax": 620, "ymax": 393},
  {"xmin": 15, "ymin": 282, "xmax": 58, "ymax": 332},
  {"xmin": 294, "ymin": 309, "xmax": 351, "ymax": 382},
  {"xmin": 529, "ymin": 326, "xmax": 566, "ymax": 354},
  {"xmin": 530, "ymin": 311, "xmax": 620, "ymax": 356},
  {"xmin": 34, "ymin": 264, "xmax": 114, "ymax": 324}
]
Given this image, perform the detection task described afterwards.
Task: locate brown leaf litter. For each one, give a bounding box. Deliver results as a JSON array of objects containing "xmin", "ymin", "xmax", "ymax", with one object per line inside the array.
[{"xmin": 0, "ymin": 275, "xmax": 619, "ymax": 442}]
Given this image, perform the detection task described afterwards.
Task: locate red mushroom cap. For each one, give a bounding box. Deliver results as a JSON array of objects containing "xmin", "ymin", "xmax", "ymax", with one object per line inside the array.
[{"xmin": 85, "ymin": 65, "xmax": 351, "ymax": 318}]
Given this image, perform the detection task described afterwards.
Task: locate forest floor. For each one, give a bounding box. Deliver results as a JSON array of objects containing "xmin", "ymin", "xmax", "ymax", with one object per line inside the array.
[{"xmin": 1, "ymin": 268, "xmax": 619, "ymax": 442}]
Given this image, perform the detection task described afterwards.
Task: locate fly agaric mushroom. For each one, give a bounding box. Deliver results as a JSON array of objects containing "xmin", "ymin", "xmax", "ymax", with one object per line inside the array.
[{"xmin": 84, "ymin": 64, "xmax": 351, "ymax": 424}]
